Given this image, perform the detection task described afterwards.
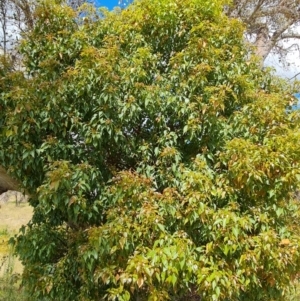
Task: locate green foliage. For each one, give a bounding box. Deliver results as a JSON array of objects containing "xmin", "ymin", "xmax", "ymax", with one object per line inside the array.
[
  {"xmin": 1, "ymin": 0, "xmax": 300, "ymax": 300},
  {"xmin": 287, "ymin": 282, "xmax": 300, "ymax": 301}
]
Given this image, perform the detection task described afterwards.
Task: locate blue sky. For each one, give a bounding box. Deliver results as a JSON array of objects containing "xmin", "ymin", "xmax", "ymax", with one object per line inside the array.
[{"xmin": 94, "ymin": 0, "xmax": 123, "ymax": 10}]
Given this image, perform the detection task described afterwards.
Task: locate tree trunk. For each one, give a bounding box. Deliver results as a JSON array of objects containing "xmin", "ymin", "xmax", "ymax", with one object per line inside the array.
[{"xmin": 0, "ymin": 166, "xmax": 20, "ymax": 193}]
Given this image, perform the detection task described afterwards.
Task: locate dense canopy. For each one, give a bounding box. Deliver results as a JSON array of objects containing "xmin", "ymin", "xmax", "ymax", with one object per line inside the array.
[{"xmin": 1, "ymin": 0, "xmax": 300, "ymax": 300}]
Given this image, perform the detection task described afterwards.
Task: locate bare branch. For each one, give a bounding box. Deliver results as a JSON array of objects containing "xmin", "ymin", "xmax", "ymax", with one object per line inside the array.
[
  {"xmin": 281, "ymin": 34, "xmax": 300, "ymax": 40},
  {"xmin": 289, "ymin": 71, "xmax": 300, "ymax": 80}
]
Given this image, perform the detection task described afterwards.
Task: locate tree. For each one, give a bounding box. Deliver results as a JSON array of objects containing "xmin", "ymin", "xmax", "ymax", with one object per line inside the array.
[
  {"xmin": 0, "ymin": 0, "xmax": 14, "ymax": 55},
  {"xmin": 2, "ymin": 0, "xmax": 300, "ymax": 300},
  {"xmin": 226, "ymin": 0, "xmax": 300, "ymax": 63},
  {"xmin": 0, "ymin": 0, "xmax": 35, "ymax": 50}
]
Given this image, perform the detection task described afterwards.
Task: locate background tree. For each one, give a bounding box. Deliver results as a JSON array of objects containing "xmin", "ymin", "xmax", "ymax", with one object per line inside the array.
[
  {"xmin": 1, "ymin": 0, "xmax": 300, "ymax": 300},
  {"xmin": 226, "ymin": 0, "xmax": 300, "ymax": 63},
  {"xmin": 0, "ymin": 0, "xmax": 14, "ymax": 55},
  {"xmin": 0, "ymin": 0, "xmax": 35, "ymax": 71}
]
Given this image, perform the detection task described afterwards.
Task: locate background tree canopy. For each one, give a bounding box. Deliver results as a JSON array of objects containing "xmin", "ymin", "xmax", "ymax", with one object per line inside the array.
[{"xmin": 1, "ymin": 0, "xmax": 300, "ymax": 300}]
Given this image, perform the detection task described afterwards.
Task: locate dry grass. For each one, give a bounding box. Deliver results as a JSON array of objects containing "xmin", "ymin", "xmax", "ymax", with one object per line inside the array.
[
  {"xmin": 0, "ymin": 199, "xmax": 32, "ymax": 233},
  {"xmin": 0, "ymin": 198, "xmax": 32, "ymax": 275},
  {"xmin": 0, "ymin": 196, "xmax": 32, "ymax": 300}
]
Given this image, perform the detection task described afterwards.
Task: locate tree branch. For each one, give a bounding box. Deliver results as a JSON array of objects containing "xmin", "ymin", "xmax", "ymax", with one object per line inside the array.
[
  {"xmin": 289, "ymin": 71, "xmax": 300, "ymax": 80},
  {"xmin": 281, "ymin": 34, "xmax": 300, "ymax": 40}
]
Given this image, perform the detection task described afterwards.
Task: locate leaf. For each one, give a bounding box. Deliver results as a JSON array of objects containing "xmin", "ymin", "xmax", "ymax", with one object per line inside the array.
[
  {"xmin": 183, "ymin": 125, "xmax": 188, "ymax": 134},
  {"xmin": 68, "ymin": 195, "xmax": 77, "ymax": 206},
  {"xmin": 279, "ymin": 239, "xmax": 290, "ymax": 246},
  {"xmin": 137, "ymin": 276, "xmax": 144, "ymax": 288},
  {"xmin": 232, "ymin": 227, "xmax": 239, "ymax": 238},
  {"xmin": 49, "ymin": 180, "xmax": 60, "ymax": 191},
  {"xmin": 156, "ymin": 223, "xmax": 165, "ymax": 232}
]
